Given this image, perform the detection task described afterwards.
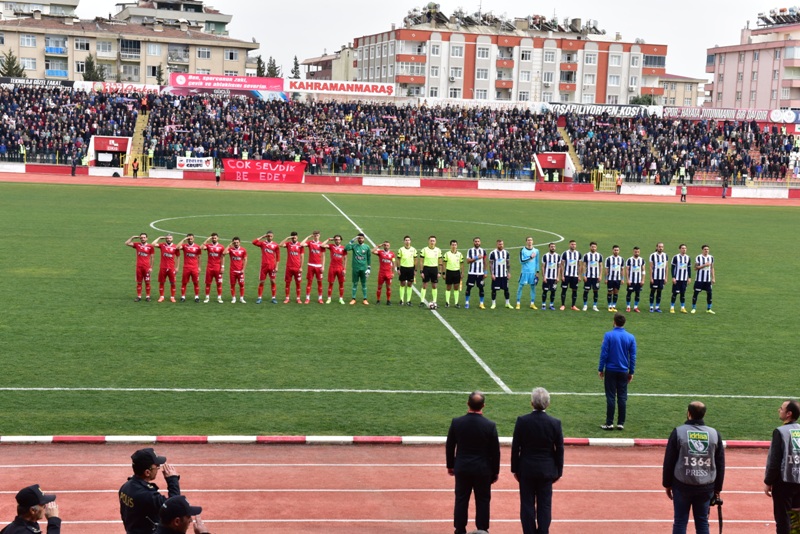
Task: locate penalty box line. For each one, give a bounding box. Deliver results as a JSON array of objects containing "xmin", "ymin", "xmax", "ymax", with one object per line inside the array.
[{"xmin": 321, "ymin": 194, "xmax": 512, "ymax": 394}]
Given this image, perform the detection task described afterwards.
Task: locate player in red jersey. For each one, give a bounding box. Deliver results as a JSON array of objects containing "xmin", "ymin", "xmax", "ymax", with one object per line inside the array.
[
  {"xmin": 279, "ymin": 231, "xmax": 305, "ymax": 304},
  {"xmin": 177, "ymin": 233, "xmax": 202, "ymax": 302},
  {"xmin": 251, "ymin": 230, "xmax": 280, "ymax": 304},
  {"xmin": 372, "ymin": 240, "xmax": 397, "ymax": 305},
  {"xmin": 301, "ymin": 230, "xmax": 326, "ymax": 304},
  {"xmin": 202, "ymin": 233, "xmax": 226, "ymax": 303},
  {"xmin": 225, "ymin": 236, "xmax": 248, "ymax": 303},
  {"xmin": 321, "ymin": 234, "xmax": 347, "ymax": 304},
  {"xmin": 152, "ymin": 235, "xmax": 180, "ymax": 303},
  {"xmin": 125, "ymin": 233, "xmax": 154, "ymax": 302}
]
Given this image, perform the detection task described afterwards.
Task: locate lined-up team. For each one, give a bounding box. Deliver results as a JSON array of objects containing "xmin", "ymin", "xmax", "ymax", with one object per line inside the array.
[{"xmin": 126, "ymin": 234, "xmax": 716, "ymax": 313}]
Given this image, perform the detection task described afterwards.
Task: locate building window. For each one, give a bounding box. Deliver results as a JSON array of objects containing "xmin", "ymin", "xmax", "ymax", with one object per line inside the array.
[
  {"xmin": 736, "ymin": 91, "xmax": 742, "ymax": 100},
  {"xmin": 430, "ymin": 65, "xmax": 439, "ymax": 77},
  {"xmin": 582, "ymin": 93, "xmax": 595, "ymax": 103},
  {"xmin": 75, "ymin": 61, "xmax": 85, "ymax": 73},
  {"xmin": 584, "ymin": 53, "xmax": 597, "ymax": 65},
  {"xmin": 357, "ymin": 48, "xmax": 362, "ymax": 60},
  {"xmin": 388, "ymin": 65, "xmax": 394, "ymax": 76},
  {"xmin": 397, "ymin": 62, "xmax": 425, "ymax": 75},
  {"xmin": 20, "ymin": 34, "xmax": 36, "ymax": 47},
  {"xmin": 121, "ymin": 64, "xmax": 140, "ymax": 81},
  {"xmin": 518, "ymin": 90, "xmax": 529, "ymax": 101},
  {"xmin": 774, "ymin": 69, "xmax": 779, "ymax": 80},
  {"xmin": 20, "ymin": 58, "xmax": 35, "ymax": 70},
  {"xmin": 382, "ymin": 65, "xmax": 386, "ymax": 78},
  {"xmin": 429, "ymin": 86, "xmax": 438, "ymax": 97},
  {"xmin": 197, "ymin": 48, "xmax": 211, "ymax": 59},
  {"xmin": 450, "ymin": 66, "xmax": 462, "ymax": 79},
  {"xmin": 451, "ymin": 45, "xmax": 463, "ymax": 58},
  {"xmin": 543, "ymin": 50, "xmax": 555, "ymax": 63},
  {"xmin": 476, "ymin": 68, "xmax": 488, "ymax": 80},
  {"xmin": 716, "ymin": 91, "xmax": 723, "ymax": 102},
  {"xmin": 369, "ymin": 46, "xmax": 374, "ymax": 59},
  {"xmin": 751, "ymin": 90, "xmax": 757, "ymax": 101},
  {"xmin": 475, "ymin": 88, "xmax": 487, "ymax": 99},
  {"xmin": 753, "ymin": 50, "xmax": 760, "ymax": 61},
  {"xmin": 449, "ymin": 87, "xmax": 461, "ymax": 98},
  {"xmin": 369, "ymin": 67, "xmax": 374, "ymax": 78},
  {"xmin": 477, "ymin": 47, "xmax": 489, "ymax": 59},
  {"xmin": 520, "ymin": 70, "xmax": 531, "ymax": 82},
  {"xmin": 630, "ymin": 55, "xmax": 640, "ymax": 67},
  {"xmin": 145, "ymin": 43, "xmax": 160, "ymax": 56},
  {"xmin": 718, "ymin": 53, "xmax": 725, "ymax": 64},
  {"xmin": 389, "ymin": 42, "xmax": 395, "ymax": 56},
  {"xmin": 224, "ymin": 49, "xmax": 238, "ymax": 61},
  {"xmin": 608, "ymin": 74, "xmax": 620, "ymax": 86},
  {"xmin": 520, "ymin": 49, "xmax": 531, "ymax": 61},
  {"xmin": 685, "ymin": 83, "xmax": 694, "ymax": 92},
  {"xmin": 609, "ymin": 54, "xmax": 621, "ymax": 67},
  {"xmin": 739, "ymin": 52, "xmax": 745, "ymax": 62},
  {"xmin": 684, "ymin": 97, "xmax": 693, "ymax": 106},
  {"xmin": 668, "ymin": 97, "xmax": 675, "ymax": 105},
  {"xmin": 0, "ymin": 33, "xmax": 4, "ymax": 45},
  {"xmin": 382, "ymin": 44, "xmax": 387, "ymax": 57},
  {"xmin": 775, "ymin": 49, "xmax": 781, "ymax": 59},
  {"xmin": 607, "ymin": 95, "xmax": 619, "ymax": 104},
  {"xmin": 736, "ymin": 72, "xmax": 742, "ymax": 81},
  {"xmin": 629, "ymin": 75, "xmax": 638, "ymax": 87},
  {"xmin": 771, "ymin": 89, "xmax": 777, "ymax": 100},
  {"xmin": 225, "ymin": 70, "xmax": 238, "ymax": 76},
  {"xmin": 197, "ymin": 68, "xmax": 210, "ymax": 74},
  {"xmin": 718, "ymin": 73, "xmax": 724, "ymax": 82},
  {"xmin": 146, "ymin": 65, "xmax": 158, "ymax": 77},
  {"xmin": 542, "ymin": 91, "xmax": 553, "ymax": 101},
  {"xmin": 782, "ymin": 87, "xmax": 790, "ymax": 99},
  {"xmin": 431, "ymin": 43, "xmax": 440, "ymax": 56},
  {"xmin": 543, "ymin": 71, "xmax": 554, "ymax": 83},
  {"xmin": 97, "ymin": 41, "xmax": 113, "ymax": 56},
  {"xmin": 752, "ymin": 71, "xmax": 758, "ymax": 81},
  {"xmin": 74, "ymin": 38, "xmax": 89, "ymax": 51},
  {"xmin": 583, "ymin": 73, "xmax": 595, "ymax": 85}
]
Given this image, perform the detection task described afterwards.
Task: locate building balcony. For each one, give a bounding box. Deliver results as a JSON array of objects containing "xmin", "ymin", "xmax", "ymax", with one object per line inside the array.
[
  {"xmin": 704, "ymin": 82, "xmax": 714, "ymax": 92},
  {"xmin": 306, "ymin": 69, "xmax": 332, "ymax": 80},
  {"xmin": 496, "ymin": 58, "xmax": 514, "ymax": 69},
  {"xmin": 97, "ymin": 51, "xmax": 116, "ymax": 59},
  {"xmin": 121, "ymin": 74, "xmax": 140, "ymax": 82},
  {"xmin": 783, "ymin": 59, "xmax": 800, "ymax": 67},
  {"xmin": 395, "ymin": 74, "xmax": 425, "ymax": 85},
  {"xmin": 643, "ymin": 67, "xmax": 666, "ymax": 76},
  {"xmin": 781, "ymin": 78, "xmax": 800, "ymax": 87},
  {"xmin": 559, "ymin": 83, "xmax": 576, "ymax": 92},
  {"xmin": 120, "ymin": 52, "xmax": 141, "ymax": 61},
  {"xmin": 560, "ymin": 62, "xmax": 577, "ymax": 72},
  {"xmin": 706, "ymin": 64, "xmax": 716, "ymax": 73},
  {"xmin": 642, "ymin": 86, "xmax": 665, "ymax": 96},
  {"xmin": 495, "ymin": 79, "xmax": 513, "ymax": 89},
  {"xmin": 167, "ymin": 54, "xmax": 189, "ymax": 64},
  {"xmin": 45, "ymin": 69, "xmax": 68, "ymax": 77},
  {"xmin": 44, "ymin": 46, "xmax": 67, "ymax": 55},
  {"xmin": 396, "ymin": 54, "xmax": 426, "ymax": 63}
]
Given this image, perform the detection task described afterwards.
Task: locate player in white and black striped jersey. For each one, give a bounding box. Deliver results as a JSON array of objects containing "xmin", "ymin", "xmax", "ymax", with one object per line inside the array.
[
  {"xmin": 489, "ymin": 240, "xmax": 512, "ymax": 309},
  {"xmin": 581, "ymin": 241, "xmax": 603, "ymax": 311},
  {"xmin": 648, "ymin": 242, "xmax": 669, "ymax": 312},
  {"xmin": 540, "ymin": 243, "xmax": 560, "ymax": 310},
  {"xmin": 604, "ymin": 245, "xmax": 624, "ymax": 312},
  {"xmin": 691, "ymin": 244, "xmax": 716, "ymax": 314},
  {"xmin": 669, "ymin": 244, "xmax": 692, "ymax": 313},
  {"xmin": 559, "ymin": 240, "xmax": 581, "ymax": 310},
  {"xmin": 464, "ymin": 237, "xmax": 487, "ymax": 309},
  {"xmin": 625, "ymin": 247, "xmax": 646, "ymax": 312}
]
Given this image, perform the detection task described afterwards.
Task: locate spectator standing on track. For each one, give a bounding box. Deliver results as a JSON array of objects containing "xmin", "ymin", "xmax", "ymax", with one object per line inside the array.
[
  {"xmin": 155, "ymin": 496, "xmax": 209, "ymax": 534},
  {"xmin": 511, "ymin": 387, "xmax": 564, "ymax": 534},
  {"xmin": 680, "ymin": 184, "xmax": 687, "ymax": 203},
  {"xmin": 132, "ymin": 158, "xmax": 139, "ymax": 178},
  {"xmin": 598, "ymin": 313, "xmax": 637, "ymax": 430},
  {"xmin": 2, "ymin": 485, "xmax": 60, "ymax": 534},
  {"xmin": 662, "ymin": 401, "xmax": 725, "ymax": 534},
  {"xmin": 446, "ymin": 391, "xmax": 501, "ymax": 534},
  {"xmin": 119, "ymin": 448, "xmax": 181, "ymax": 534},
  {"xmin": 764, "ymin": 399, "xmax": 800, "ymax": 534}
]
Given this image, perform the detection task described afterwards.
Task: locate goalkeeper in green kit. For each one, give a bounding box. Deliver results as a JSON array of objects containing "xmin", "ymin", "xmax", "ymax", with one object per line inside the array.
[{"xmin": 346, "ymin": 233, "xmax": 372, "ymax": 305}]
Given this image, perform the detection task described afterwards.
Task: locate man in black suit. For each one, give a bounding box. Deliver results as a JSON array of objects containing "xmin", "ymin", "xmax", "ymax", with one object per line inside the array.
[
  {"xmin": 446, "ymin": 391, "xmax": 501, "ymax": 534},
  {"xmin": 511, "ymin": 387, "xmax": 565, "ymax": 534}
]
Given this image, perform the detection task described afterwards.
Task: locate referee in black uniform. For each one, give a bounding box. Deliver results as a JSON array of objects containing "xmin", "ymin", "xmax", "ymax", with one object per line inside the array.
[{"xmin": 119, "ymin": 448, "xmax": 181, "ymax": 534}]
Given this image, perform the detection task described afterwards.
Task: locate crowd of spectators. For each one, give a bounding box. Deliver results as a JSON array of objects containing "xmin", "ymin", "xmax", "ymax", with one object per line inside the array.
[
  {"xmin": 0, "ymin": 86, "xmax": 137, "ymax": 164},
  {"xmin": 142, "ymin": 95, "xmax": 567, "ymax": 177}
]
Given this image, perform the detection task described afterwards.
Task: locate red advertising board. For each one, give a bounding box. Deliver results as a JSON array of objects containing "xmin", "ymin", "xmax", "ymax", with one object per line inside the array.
[
  {"xmin": 93, "ymin": 136, "xmax": 130, "ymax": 152},
  {"xmin": 170, "ymin": 73, "xmax": 283, "ymax": 92},
  {"xmin": 538, "ymin": 153, "xmax": 567, "ymax": 169},
  {"xmin": 222, "ymin": 159, "xmax": 307, "ymax": 183}
]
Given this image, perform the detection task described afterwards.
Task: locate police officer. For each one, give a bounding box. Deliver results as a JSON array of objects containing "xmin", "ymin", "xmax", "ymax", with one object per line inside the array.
[
  {"xmin": 662, "ymin": 401, "xmax": 725, "ymax": 534},
  {"xmin": 2, "ymin": 485, "xmax": 60, "ymax": 534},
  {"xmin": 764, "ymin": 399, "xmax": 800, "ymax": 534},
  {"xmin": 155, "ymin": 496, "xmax": 210, "ymax": 534},
  {"xmin": 119, "ymin": 448, "xmax": 181, "ymax": 534}
]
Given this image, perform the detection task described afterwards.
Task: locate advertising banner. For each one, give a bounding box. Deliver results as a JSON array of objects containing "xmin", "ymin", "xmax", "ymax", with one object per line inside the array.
[
  {"xmin": 93, "ymin": 136, "xmax": 130, "ymax": 152},
  {"xmin": 177, "ymin": 156, "xmax": 214, "ymax": 170},
  {"xmin": 663, "ymin": 106, "xmax": 790, "ymax": 122},
  {"xmin": 222, "ymin": 159, "xmax": 307, "ymax": 183},
  {"xmin": 286, "ymin": 80, "xmax": 396, "ymax": 97},
  {"xmin": 538, "ymin": 153, "xmax": 567, "ymax": 169},
  {"xmin": 170, "ymin": 73, "xmax": 283, "ymax": 92}
]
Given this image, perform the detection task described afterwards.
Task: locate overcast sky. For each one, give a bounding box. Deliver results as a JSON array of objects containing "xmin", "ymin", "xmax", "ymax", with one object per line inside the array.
[{"xmin": 79, "ymin": 0, "xmax": 778, "ymax": 81}]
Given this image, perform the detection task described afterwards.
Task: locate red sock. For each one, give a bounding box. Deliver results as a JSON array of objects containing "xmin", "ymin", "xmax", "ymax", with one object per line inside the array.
[
  {"xmin": 159, "ymin": 284, "xmax": 165, "ymax": 297},
  {"xmin": 170, "ymin": 285, "xmax": 175, "ymax": 297},
  {"xmin": 258, "ymin": 284, "xmax": 264, "ymax": 298},
  {"xmin": 327, "ymin": 283, "xmax": 333, "ymax": 297},
  {"xmin": 271, "ymin": 283, "xmax": 276, "ymax": 298},
  {"xmin": 136, "ymin": 283, "xmax": 142, "ymax": 297},
  {"xmin": 387, "ymin": 286, "xmax": 392, "ymax": 301},
  {"xmin": 339, "ymin": 285, "xmax": 344, "ymax": 298},
  {"xmin": 317, "ymin": 279, "xmax": 323, "ymax": 296}
]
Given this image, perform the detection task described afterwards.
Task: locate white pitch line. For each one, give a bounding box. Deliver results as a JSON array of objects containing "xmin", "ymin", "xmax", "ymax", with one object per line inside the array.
[
  {"xmin": 0, "ymin": 488, "xmax": 767, "ymax": 494},
  {"xmin": 0, "ymin": 463, "xmax": 767, "ymax": 470},
  {"xmin": 56, "ymin": 518, "xmax": 775, "ymax": 524},
  {"xmin": 322, "ymin": 194, "xmax": 511, "ymax": 394}
]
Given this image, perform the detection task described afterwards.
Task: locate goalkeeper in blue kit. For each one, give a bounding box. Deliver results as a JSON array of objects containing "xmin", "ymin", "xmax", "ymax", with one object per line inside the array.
[{"xmin": 516, "ymin": 237, "xmax": 540, "ymax": 310}]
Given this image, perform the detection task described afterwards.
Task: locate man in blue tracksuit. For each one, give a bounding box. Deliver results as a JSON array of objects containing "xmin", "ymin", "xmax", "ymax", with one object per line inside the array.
[{"xmin": 598, "ymin": 313, "xmax": 637, "ymax": 430}]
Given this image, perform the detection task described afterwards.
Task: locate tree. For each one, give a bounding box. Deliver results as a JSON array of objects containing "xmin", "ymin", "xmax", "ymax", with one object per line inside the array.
[
  {"xmin": 255, "ymin": 55, "xmax": 266, "ymax": 78},
  {"xmin": 291, "ymin": 55, "xmax": 301, "ymax": 79},
  {"xmin": 630, "ymin": 94, "xmax": 657, "ymax": 105},
  {"xmin": 266, "ymin": 56, "xmax": 281, "ymax": 78},
  {"xmin": 82, "ymin": 54, "xmax": 105, "ymax": 82},
  {"xmin": 155, "ymin": 63, "xmax": 165, "ymax": 86},
  {"xmin": 0, "ymin": 49, "xmax": 26, "ymax": 78}
]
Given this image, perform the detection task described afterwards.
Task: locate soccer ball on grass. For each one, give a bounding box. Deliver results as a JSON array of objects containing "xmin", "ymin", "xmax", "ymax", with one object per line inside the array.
[{"xmin": 428, "ymin": 302, "xmax": 438, "ymax": 310}]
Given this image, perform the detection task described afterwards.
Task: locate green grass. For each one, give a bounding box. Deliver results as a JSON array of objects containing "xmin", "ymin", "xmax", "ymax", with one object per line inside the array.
[{"xmin": 0, "ymin": 182, "xmax": 796, "ymax": 440}]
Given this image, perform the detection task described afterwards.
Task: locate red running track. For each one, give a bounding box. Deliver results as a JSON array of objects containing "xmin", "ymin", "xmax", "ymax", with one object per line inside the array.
[{"xmin": 0, "ymin": 444, "xmax": 777, "ymax": 533}]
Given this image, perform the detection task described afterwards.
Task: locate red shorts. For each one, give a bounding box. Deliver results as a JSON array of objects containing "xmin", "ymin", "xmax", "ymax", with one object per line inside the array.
[
  {"xmin": 135, "ymin": 265, "xmax": 151, "ymax": 283},
  {"xmin": 328, "ymin": 269, "xmax": 345, "ymax": 284},
  {"xmin": 182, "ymin": 270, "xmax": 199, "ymax": 286},
  {"xmin": 285, "ymin": 268, "xmax": 302, "ymax": 283},
  {"xmin": 158, "ymin": 268, "xmax": 176, "ymax": 284},
  {"xmin": 378, "ymin": 272, "xmax": 394, "ymax": 285},
  {"xmin": 230, "ymin": 270, "xmax": 245, "ymax": 286},
  {"xmin": 306, "ymin": 265, "xmax": 324, "ymax": 281},
  {"xmin": 260, "ymin": 265, "xmax": 277, "ymax": 282},
  {"xmin": 205, "ymin": 269, "xmax": 223, "ymax": 285}
]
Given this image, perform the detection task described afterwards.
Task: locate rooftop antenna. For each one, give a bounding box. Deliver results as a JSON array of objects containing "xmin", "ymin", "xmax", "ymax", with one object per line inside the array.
[{"xmin": 477, "ymin": 0, "xmax": 481, "ymax": 17}]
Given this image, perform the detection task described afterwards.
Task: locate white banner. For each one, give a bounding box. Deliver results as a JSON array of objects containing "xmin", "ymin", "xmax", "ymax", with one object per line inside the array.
[{"xmin": 176, "ymin": 156, "xmax": 214, "ymax": 170}]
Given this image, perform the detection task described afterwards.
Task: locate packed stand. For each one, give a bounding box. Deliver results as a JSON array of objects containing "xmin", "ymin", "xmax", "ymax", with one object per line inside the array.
[
  {"xmin": 0, "ymin": 87, "xmax": 138, "ymax": 164},
  {"xmin": 143, "ymin": 95, "xmax": 567, "ymax": 178}
]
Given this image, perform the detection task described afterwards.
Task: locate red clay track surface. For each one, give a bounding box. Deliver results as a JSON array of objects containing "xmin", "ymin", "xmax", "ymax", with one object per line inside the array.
[{"xmin": 0, "ymin": 444, "xmax": 776, "ymax": 533}]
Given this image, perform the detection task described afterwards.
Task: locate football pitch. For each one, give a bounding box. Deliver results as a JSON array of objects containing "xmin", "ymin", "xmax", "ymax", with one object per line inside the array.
[{"xmin": 0, "ymin": 182, "xmax": 796, "ymax": 440}]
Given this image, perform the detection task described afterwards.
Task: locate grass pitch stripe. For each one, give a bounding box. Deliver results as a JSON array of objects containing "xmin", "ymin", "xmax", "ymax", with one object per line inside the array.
[{"xmin": 322, "ymin": 194, "xmax": 512, "ymax": 394}]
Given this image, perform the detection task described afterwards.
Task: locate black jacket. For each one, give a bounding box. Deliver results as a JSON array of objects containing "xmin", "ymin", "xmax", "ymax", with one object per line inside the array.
[
  {"xmin": 1, "ymin": 516, "xmax": 61, "ymax": 534},
  {"xmin": 510, "ymin": 410, "xmax": 564, "ymax": 480},
  {"xmin": 445, "ymin": 412, "xmax": 501, "ymax": 478},
  {"xmin": 119, "ymin": 475, "xmax": 181, "ymax": 534}
]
